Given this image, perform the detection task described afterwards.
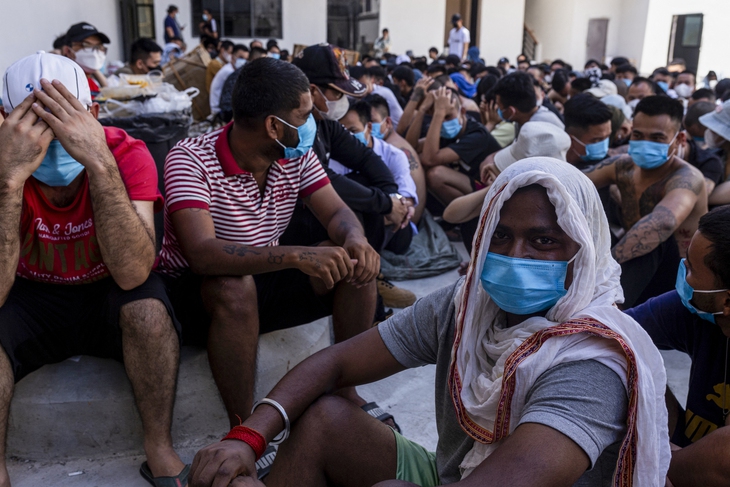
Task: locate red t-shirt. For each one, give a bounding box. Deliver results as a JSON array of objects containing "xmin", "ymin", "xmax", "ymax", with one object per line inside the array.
[{"xmin": 17, "ymin": 127, "xmax": 163, "ymax": 285}]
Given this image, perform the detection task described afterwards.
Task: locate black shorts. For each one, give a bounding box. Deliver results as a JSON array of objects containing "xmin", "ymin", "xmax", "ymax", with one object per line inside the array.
[
  {"xmin": 0, "ymin": 274, "xmax": 181, "ymax": 382},
  {"xmin": 161, "ymin": 269, "xmax": 335, "ymax": 347}
]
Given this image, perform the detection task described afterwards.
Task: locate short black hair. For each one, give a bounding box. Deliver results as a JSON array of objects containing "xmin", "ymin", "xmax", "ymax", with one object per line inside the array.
[
  {"xmin": 493, "ymin": 71, "xmax": 537, "ymax": 112},
  {"xmin": 584, "ymin": 58, "xmax": 600, "ymax": 69},
  {"xmin": 684, "ymin": 101, "xmax": 716, "ymax": 128},
  {"xmin": 680, "ymin": 69, "xmax": 696, "ymax": 78},
  {"xmin": 698, "ymin": 205, "xmax": 730, "ymax": 288},
  {"xmin": 631, "ymin": 76, "xmax": 657, "ymax": 92},
  {"xmin": 220, "ymin": 40, "xmax": 234, "ymax": 51},
  {"xmin": 484, "ymin": 66, "xmax": 502, "ymax": 78},
  {"xmin": 349, "ymin": 65, "xmax": 367, "ymax": 80},
  {"xmin": 691, "ymin": 88, "xmax": 716, "ymax": 103},
  {"xmin": 201, "ymin": 36, "xmax": 217, "ymax": 49},
  {"xmin": 414, "ymin": 60, "xmax": 428, "ymax": 72},
  {"xmin": 266, "ymin": 39, "xmax": 278, "ymax": 50},
  {"xmin": 611, "ymin": 56, "xmax": 629, "ymax": 67},
  {"xmin": 550, "ymin": 59, "xmax": 567, "ymax": 68},
  {"xmin": 232, "ymin": 58, "xmax": 310, "ymax": 124},
  {"xmin": 563, "ymin": 93, "xmax": 613, "ymax": 131},
  {"xmin": 570, "ymin": 77, "xmax": 593, "ymax": 93},
  {"xmin": 429, "ymin": 47, "xmax": 438, "ymax": 54},
  {"xmin": 652, "ymin": 67, "xmax": 671, "ymax": 77},
  {"xmin": 53, "ymin": 34, "xmax": 67, "ymax": 50},
  {"xmin": 249, "ymin": 46, "xmax": 267, "ymax": 60},
  {"xmin": 634, "ymin": 95, "xmax": 684, "ymax": 130},
  {"xmin": 348, "ymin": 99, "xmax": 372, "ymax": 126},
  {"xmin": 475, "ymin": 74, "xmax": 498, "ymax": 102},
  {"xmin": 615, "ymin": 64, "xmax": 637, "ymax": 75},
  {"xmin": 426, "ymin": 64, "xmax": 446, "ymax": 76},
  {"xmin": 551, "ymin": 69, "xmax": 571, "ymax": 93},
  {"xmin": 367, "ymin": 66, "xmax": 386, "ymax": 82},
  {"xmin": 167, "ymin": 4, "xmax": 178, "ymax": 13},
  {"xmin": 232, "ymin": 44, "xmax": 248, "ymax": 55},
  {"xmin": 130, "ymin": 38, "xmax": 163, "ymax": 63},
  {"xmin": 392, "ymin": 66, "xmax": 414, "ymax": 86},
  {"xmin": 249, "ymin": 39, "xmax": 262, "ymax": 50},
  {"xmin": 715, "ymin": 79, "xmax": 730, "ymax": 100},
  {"xmin": 365, "ymin": 94, "xmax": 390, "ymax": 118},
  {"xmin": 445, "ymin": 54, "xmax": 461, "ymax": 66}
]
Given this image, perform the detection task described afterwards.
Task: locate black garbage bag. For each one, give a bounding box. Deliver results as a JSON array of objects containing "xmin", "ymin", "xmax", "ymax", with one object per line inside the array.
[{"xmin": 99, "ymin": 111, "xmax": 192, "ymax": 249}]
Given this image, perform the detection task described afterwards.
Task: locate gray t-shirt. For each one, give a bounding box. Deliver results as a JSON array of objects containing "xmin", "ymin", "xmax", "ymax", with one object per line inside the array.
[
  {"xmin": 529, "ymin": 105, "xmax": 566, "ymax": 129},
  {"xmin": 378, "ymin": 279, "xmax": 627, "ymax": 485}
]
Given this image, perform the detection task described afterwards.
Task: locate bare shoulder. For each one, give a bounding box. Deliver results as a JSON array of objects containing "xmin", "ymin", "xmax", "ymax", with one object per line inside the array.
[
  {"xmin": 582, "ymin": 154, "xmax": 625, "ymax": 175},
  {"xmin": 666, "ymin": 158, "xmax": 704, "ymax": 195}
]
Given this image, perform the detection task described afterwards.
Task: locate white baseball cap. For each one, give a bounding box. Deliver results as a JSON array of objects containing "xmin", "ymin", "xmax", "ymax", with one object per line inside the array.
[
  {"xmin": 586, "ymin": 79, "xmax": 618, "ymax": 99},
  {"xmin": 494, "ymin": 121, "xmax": 571, "ymax": 172},
  {"xmin": 2, "ymin": 51, "xmax": 92, "ymax": 113}
]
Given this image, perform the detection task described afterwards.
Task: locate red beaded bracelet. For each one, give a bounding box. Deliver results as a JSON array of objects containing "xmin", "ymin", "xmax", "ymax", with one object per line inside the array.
[{"xmin": 222, "ymin": 425, "xmax": 267, "ymax": 460}]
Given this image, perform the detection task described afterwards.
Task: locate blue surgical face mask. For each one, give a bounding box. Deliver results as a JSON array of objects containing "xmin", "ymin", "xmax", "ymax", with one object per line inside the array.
[
  {"xmin": 628, "ymin": 132, "xmax": 678, "ymax": 169},
  {"xmin": 573, "ymin": 136, "xmax": 609, "ymax": 162},
  {"xmin": 693, "ymin": 136, "xmax": 705, "ymax": 144},
  {"xmin": 353, "ymin": 130, "xmax": 368, "ymax": 145},
  {"xmin": 234, "ymin": 58, "xmax": 246, "ymax": 69},
  {"xmin": 623, "ymin": 78, "xmax": 632, "ymax": 87},
  {"xmin": 33, "ymin": 140, "xmax": 85, "ymax": 187},
  {"xmin": 657, "ymin": 81, "xmax": 669, "ymax": 93},
  {"xmin": 274, "ymin": 113, "xmax": 317, "ymax": 159},
  {"xmin": 675, "ymin": 259, "xmax": 728, "ymax": 324},
  {"xmin": 480, "ymin": 251, "xmax": 578, "ymax": 315},
  {"xmin": 441, "ymin": 117, "xmax": 462, "ymax": 139},
  {"xmin": 269, "ymin": 52, "xmax": 281, "ymax": 60},
  {"xmin": 371, "ymin": 122, "xmax": 384, "ymax": 140}
]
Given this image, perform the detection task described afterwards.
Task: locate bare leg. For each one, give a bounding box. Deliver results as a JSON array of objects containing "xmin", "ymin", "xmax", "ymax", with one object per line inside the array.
[
  {"xmin": 267, "ymin": 395, "xmax": 397, "ymax": 487},
  {"xmin": 425, "ymin": 166, "xmax": 474, "ymax": 205},
  {"xmin": 119, "ymin": 298, "xmax": 184, "ymax": 478},
  {"xmin": 309, "ymin": 277, "xmax": 377, "ymax": 406},
  {"xmin": 0, "ymin": 348, "xmax": 13, "ymax": 487},
  {"xmin": 202, "ymin": 275, "xmax": 259, "ymax": 428}
]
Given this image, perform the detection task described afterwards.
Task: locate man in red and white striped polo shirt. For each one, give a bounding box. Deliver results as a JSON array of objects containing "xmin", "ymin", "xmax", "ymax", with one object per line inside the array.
[{"xmin": 156, "ymin": 58, "xmax": 380, "ymax": 430}]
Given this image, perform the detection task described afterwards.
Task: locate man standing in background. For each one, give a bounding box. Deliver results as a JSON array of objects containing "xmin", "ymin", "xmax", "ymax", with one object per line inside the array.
[
  {"xmin": 448, "ymin": 14, "xmax": 470, "ymax": 61},
  {"xmin": 164, "ymin": 5, "xmax": 184, "ymax": 44}
]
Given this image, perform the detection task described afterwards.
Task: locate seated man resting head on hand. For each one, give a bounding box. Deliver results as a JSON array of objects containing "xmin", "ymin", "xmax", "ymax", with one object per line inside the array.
[
  {"xmin": 189, "ymin": 158, "xmax": 670, "ymax": 487},
  {"xmin": 0, "ymin": 52, "xmax": 186, "ymax": 486},
  {"xmin": 155, "ymin": 57, "xmax": 381, "ymax": 433}
]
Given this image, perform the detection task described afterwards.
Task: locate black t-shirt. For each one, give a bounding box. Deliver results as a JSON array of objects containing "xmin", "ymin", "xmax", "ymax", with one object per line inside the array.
[
  {"xmin": 687, "ymin": 138, "xmax": 724, "ymax": 186},
  {"xmin": 439, "ymin": 117, "xmax": 501, "ymax": 180},
  {"xmin": 626, "ymin": 291, "xmax": 729, "ymax": 447}
]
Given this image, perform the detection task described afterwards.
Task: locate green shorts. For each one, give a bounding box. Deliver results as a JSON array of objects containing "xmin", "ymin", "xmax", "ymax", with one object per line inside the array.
[{"xmin": 394, "ymin": 430, "xmax": 440, "ymax": 487}]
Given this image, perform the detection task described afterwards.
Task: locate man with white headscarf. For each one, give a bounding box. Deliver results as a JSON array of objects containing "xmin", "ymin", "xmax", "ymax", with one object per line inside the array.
[{"xmin": 189, "ymin": 158, "xmax": 670, "ymax": 487}]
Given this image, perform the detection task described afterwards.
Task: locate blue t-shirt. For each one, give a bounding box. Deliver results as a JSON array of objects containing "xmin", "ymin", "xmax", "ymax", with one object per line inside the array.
[
  {"xmin": 626, "ymin": 291, "xmax": 729, "ymax": 446},
  {"xmin": 164, "ymin": 15, "xmax": 181, "ymax": 43}
]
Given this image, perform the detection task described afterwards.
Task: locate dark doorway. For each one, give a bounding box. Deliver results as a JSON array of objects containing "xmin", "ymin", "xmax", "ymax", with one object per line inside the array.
[
  {"xmin": 327, "ymin": 0, "xmax": 361, "ymax": 50},
  {"xmin": 668, "ymin": 14, "xmax": 703, "ymax": 73},
  {"xmin": 119, "ymin": 0, "xmax": 156, "ymax": 62}
]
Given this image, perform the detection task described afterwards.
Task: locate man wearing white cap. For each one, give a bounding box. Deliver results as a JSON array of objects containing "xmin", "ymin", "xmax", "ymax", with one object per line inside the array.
[
  {"xmin": 703, "ymin": 101, "xmax": 730, "ymax": 206},
  {"xmin": 0, "ymin": 52, "xmax": 188, "ymax": 486}
]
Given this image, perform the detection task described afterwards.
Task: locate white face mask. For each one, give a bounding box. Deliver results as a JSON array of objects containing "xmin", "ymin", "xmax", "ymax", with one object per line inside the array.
[
  {"xmin": 221, "ymin": 51, "xmax": 232, "ymax": 63},
  {"xmin": 628, "ymin": 98, "xmax": 641, "ymax": 111},
  {"xmin": 710, "ymin": 80, "xmax": 718, "ymax": 89},
  {"xmin": 75, "ymin": 47, "xmax": 106, "ymax": 71},
  {"xmin": 674, "ymin": 83, "xmax": 693, "ymax": 99},
  {"xmin": 316, "ymin": 87, "xmax": 349, "ymax": 121},
  {"xmin": 706, "ymin": 128, "xmax": 727, "ymax": 149}
]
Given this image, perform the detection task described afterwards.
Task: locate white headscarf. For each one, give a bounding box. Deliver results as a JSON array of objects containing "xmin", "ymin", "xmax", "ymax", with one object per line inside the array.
[{"xmin": 449, "ymin": 157, "xmax": 670, "ymax": 486}]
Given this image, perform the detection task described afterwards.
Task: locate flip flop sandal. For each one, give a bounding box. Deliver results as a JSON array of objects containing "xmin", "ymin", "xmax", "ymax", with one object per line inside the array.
[
  {"xmin": 255, "ymin": 445, "xmax": 277, "ymax": 480},
  {"xmin": 362, "ymin": 402, "xmax": 402, "ymax": 433},
  {"xmin": 140, "ymin": 462, "xmax": 190, "ymax": 487}
]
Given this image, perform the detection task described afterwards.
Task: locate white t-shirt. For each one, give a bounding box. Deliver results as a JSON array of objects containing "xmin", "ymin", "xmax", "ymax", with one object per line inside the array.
[
  {"xmin": 329, "ymin": 137, "xmax": 418, "ymax": 204},
  {"xmin": 209, "ymin": 63, "xmax": 235, "ymax": 114},
  {"xmin": 372, "ymin": 84, "xmax": 404, "ymax": 127},
  {"xmin": 448, "ymin": 27, "xmax": 470, "ymax": 59}
]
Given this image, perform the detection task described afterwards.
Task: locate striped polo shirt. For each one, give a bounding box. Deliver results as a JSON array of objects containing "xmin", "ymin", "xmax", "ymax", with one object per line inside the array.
[{"xmin": 157, "ymin": 123, "xmax": 330, "ymax": 277}]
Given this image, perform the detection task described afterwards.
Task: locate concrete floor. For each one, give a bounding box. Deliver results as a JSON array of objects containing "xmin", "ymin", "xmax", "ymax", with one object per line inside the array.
[{"xmin": 6, "ymin": 242, "xmax": 691, "ymax": 486}]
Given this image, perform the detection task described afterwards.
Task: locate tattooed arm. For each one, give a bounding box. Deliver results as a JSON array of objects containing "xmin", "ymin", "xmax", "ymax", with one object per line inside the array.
[
  {"xmin": 583, "ymin": 155, "xmax": 621, "ymax": 189},
  {"xmin": 171, "ymin": 207, "xmax": 354, "ymax": 289},
  {"xmin": 304, "ymin": 183, "xmax": 380, "ymax": 285},
  {"xmin": 611, "ymin": 168, "xmax": 702, "ymax": 264}
]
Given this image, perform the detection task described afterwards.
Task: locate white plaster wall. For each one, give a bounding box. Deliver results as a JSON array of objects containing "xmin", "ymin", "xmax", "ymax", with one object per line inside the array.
[
  {"xmin": 640, "ymin": 0, "xmax": 730, "ymax": 79},
  {"xmin": 1, "ymin": 0, "xmax": 124, "ymax": 85},
  {"xmin": 613, "ymin": 0, "xmax": 650, "ymax": 70},
  {"xmin": 154, "ymin": 0, "xmax": 327, "ymax": 55},
  {"xmin": 478, "ymin": 0, "xmax": 525, "ymax": 66},
  {"xmin": 524, "ymin": 0, "xmax": 624, "ymax": 68},
  {"xmin": 379, "ymin": 0, "xmax": 446, "ymax": 57}
]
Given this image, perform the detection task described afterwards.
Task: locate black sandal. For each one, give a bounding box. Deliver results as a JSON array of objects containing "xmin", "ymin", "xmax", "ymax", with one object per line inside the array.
[
  {"xmin": 140, "ymin": 462, "xmax": 190, "ymax": 487},
  {"xmin": 361, "ymin": 402, "xmax": 402, "ymax": 433}
]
